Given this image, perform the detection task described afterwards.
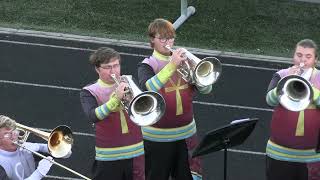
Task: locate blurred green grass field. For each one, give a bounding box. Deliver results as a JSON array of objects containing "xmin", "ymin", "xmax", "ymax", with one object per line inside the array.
[{"xmin": 1, "ymin": 0, "xmax": 319, "ymax": 57}]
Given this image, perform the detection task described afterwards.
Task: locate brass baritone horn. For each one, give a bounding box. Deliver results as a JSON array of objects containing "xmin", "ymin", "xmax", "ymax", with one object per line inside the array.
[
  {"xmin": 165, "ymin": 45, "xmax": 222, "ymax": 87},
  {"xmin": 111, "ymin": 74, "xmax": 166, "ymax": 126},
  {"xmin": 276, "ymin": 63, "xmax": 313, "ymax": 111},
  {"xmin": 15, "ymin": 123, "xmax": 73, "ymax": 158}
]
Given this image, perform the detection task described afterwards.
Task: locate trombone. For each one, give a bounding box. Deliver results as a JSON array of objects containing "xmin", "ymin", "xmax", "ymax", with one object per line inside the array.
[
  {"xmin": 165, "ymin": 45, "xmax": 222, "ymax": 87},
  {"xmin": 111, "ymin": 74, "xmax": 166, "ymax": 126},
  {"xmin": 13, "ymin": 123, "xmax": 91, "ymax": 180},
  {"xmin": 15, "ymin": 123, "xmax": 73, "ymax": 158}
]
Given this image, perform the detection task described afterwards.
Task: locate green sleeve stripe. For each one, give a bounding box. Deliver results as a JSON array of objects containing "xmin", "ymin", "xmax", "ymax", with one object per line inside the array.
[
  {"xmin": 267, "ymin": 94, "xmax": 278, "ymax": 106},
  {"xmin": 313, "ymin": 87, "xmax": 320, "ymax": 104},
  {"xmin": 146, "ymin": 81, "xmax": 152, "ymax": 91},
  {"xmin": 95, "ymin": 106, "xmax": 107, "ymax": 120},
  {"xmin": 315, "ymin": 97, "xmax": 320, "ymax": 107},
  {"xmin": 267, "ymin": 97, "xmax": 278, "ymax": 106},
  {"xmin": 94, "ymin": 95, "xmax": 120, "ymax": 120},
  {"xmin": 145, "ymin": 62, "xmax": 177, "ymax": 92},
  {"xmin": 266, "ymin": 89, "xmax": 279, "ymax": 106},
  {"xmin": 101, "ymin": 104, "xmax": 109, "ymax": 115},
  {"xmin": 106, "ymin": 96, "xmax": 121, "ymax": 112},
  {"xmin": 94, "ymin": 108, "xmax": 102, "ymax": 120},
  {"xmin": 267, "ymin": 89, "xmax": 278, "ymax": 105},
  {"xmin": 153, "ymin": 76, "xmax": 163, "ymax": 88},
  {"xmin": 313, "ymin": 87, "xmax": 320, "ymax": 107},
  {"xmin": 146, "ymin": 79, "xmax": 158, "ymax": 92},
  {"xmin": 315, "ymin": 97, "xmax": 320, "ymax": 108},
  {"xmin": 198, "ymin": 85, "xmax": 212, "ymax": 94},
  {"xmin": 146, "ymin": 74, "xmax": 165, "ymax": 92},
  {"xmin": 272, "ymin": 88, "xmax": 277, "ymax": 97},
  {"xmin": 151, "ymin": 77, "xmax": 161, "ymax": 90},
  {"xmin": 157, "ymin": 62, "xmax": 177, "ymax": 84}
]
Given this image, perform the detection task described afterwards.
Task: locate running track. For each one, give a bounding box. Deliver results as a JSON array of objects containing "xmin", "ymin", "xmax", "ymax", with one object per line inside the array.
[{"xmin": 0, "ymin": 28, "xmax": 293, "ymax": 180}]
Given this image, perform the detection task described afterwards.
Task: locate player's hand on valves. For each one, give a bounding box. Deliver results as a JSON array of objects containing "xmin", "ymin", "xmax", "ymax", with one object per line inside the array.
[
  {"xmin": 171, "ymin": 48, "xmax": 187, "ymax": 66},
  {"xmin": 115, "ymin": 82, "xmax": 128, "ymax": 100},
  {"xmin": 288, "ymin": 65, "xmax": 302, "ymax": 75},
  {"xmin": 37, "ymin": 156, "xmax": 53, "ymax": 176}
]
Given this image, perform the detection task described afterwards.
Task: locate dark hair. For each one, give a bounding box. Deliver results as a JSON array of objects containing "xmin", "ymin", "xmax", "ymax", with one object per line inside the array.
[
  {"xmin": 296, "ymin": 39, "xmax": 318, "ymax": 58},
  {"xmin": 89, "ymin": 47, "xmax": 121, "ymax": 67},
  {"xmin": 148, "ymin": 18, "xmax": 176, "ymax": 48}
]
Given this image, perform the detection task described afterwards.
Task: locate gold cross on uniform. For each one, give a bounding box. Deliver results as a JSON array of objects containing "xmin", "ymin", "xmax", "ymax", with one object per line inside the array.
[{"xmin": 165, "ymin": 78, "xmax": 189, "ymax": 115}]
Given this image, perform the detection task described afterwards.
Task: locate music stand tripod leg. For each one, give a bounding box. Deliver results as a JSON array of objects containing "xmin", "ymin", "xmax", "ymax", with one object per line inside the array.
[{"xmin": 223, "ymin": 138, "xmax": 230, "ymax": 180}]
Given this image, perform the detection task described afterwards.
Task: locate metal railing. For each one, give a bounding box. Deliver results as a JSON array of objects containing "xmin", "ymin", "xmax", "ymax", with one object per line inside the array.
[{"xmin": 173, "ymin": 0, "xmax": 196, "ymax": 30}]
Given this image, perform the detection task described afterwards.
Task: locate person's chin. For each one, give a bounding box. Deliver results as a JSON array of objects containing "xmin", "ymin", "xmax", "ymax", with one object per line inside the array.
[
  {"xmin": 8, "ymin": 146, "xmax": 18, "ymax": 152},
  {"xmin": 105, "ymin": 80, "xmax": 114, "ymax": 84},
  {"xmin": 161, "ymin": 50, "xmax": 171, "ymax": 56}
]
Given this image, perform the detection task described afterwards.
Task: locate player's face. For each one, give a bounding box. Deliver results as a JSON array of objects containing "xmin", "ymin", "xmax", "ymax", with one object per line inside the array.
[
  {"xmin": 0, "ymin": 127, "xmax": 19, "ymax": 152},
  {"xmin": 293, "ymin": 46, "xmax": 317, "ymax": 69}
]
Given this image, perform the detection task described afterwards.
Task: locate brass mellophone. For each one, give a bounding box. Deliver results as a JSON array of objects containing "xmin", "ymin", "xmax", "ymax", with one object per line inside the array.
[
  {"xmin": 111, "ymin": 74, "xmax": 165, "ymax": 126},
  {"xmin": 276, "ymin": 62, "xmax": 313, "ymax": 111},
  {"xmin": 165, "ymin": 45, "xmax": 222, "ymax": 87}
]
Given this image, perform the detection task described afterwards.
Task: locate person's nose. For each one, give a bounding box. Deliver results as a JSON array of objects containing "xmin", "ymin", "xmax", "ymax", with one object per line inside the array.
[
  {"xmin": 300, "ymin": 57, "xmax": 307, "ymax": 64},
  {"xmin": 110, "ymin": 67, "xmax": 119, "ymax": 74},
  {"xmin": 109, "ymin": 66, "xmax": 115, "ymax": 72}
]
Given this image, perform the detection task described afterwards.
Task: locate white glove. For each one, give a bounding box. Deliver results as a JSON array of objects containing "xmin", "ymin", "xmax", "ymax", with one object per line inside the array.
[{"xmin": 36, "ymin": 156, "xmax": 53, "ymax": 176}]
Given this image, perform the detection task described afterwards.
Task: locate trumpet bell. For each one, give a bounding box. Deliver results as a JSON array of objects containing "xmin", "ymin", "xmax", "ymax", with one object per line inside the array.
[
  {"xmin": 276, "ymin": 75, "xmax": 313, "ymax": 111},
  {"xmin": 195, "ymin": 57, "xmax": 222, "ymax": 87},
  {"xmin": 129, "ymin": 91, "xmax": 166, "ymax": 126},
  {"xmin": 48, "ymin": 125, "xmax": 73, "ymax": 158}
]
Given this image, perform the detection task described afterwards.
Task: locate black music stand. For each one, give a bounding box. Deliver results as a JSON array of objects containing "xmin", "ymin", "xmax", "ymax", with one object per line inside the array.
[{"xmin": 192, "ymin": 118, "xmax": 258, "ymax": 180}]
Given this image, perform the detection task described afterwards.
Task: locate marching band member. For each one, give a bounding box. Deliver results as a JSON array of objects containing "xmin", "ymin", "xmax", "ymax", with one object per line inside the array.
[
  {"xmin": 137, "ymin": 18, "xmax": 213, "ymax": 180},
  {"xmin": 80, "ymin": 47, "xmax": 145, "ymax": 180},
  {"xmin": 0, "ymin": 115, "xmax": 53, "ymax": 180},
  {"xmin": 265, "ymin": 39, "xmax": 320, "ymax": 180}
]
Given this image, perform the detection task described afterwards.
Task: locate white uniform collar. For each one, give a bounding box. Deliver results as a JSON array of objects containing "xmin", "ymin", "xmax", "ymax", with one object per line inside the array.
[{"xmin": 300, "ymin": 68, "xmax": 313, "ymax": 80}]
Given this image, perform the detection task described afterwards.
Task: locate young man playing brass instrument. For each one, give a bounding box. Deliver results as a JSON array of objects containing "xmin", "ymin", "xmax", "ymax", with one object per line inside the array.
[
  {"xmin": 137, "ymin": 18, "xmax": 213, "ymax": 180},
  {"xmin": 80, "ymin": 47, "xmax": 145, "ymax": 180},
  {"xmin": 265, "ymin": 39, "xmax": 320, "ymax": 180},
  {"xmin": 0, "ymin": 115, "xmax": 54, "ymax": 180}
]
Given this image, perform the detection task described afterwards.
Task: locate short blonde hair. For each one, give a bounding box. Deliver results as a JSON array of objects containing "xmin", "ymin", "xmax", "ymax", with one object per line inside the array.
[{"xmin": 0, "ymin": 115, "xmax": 16, "ymax": 129}]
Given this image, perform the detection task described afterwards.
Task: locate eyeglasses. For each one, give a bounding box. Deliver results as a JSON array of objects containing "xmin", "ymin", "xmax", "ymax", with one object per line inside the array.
[
  {"xmin": 154, "ymin": 37, "xmax": 175, "ymax": 43},
  {"xmin": 2, "ymin": 130, "xmax": 19, "ymax": 139},
  {"xmin": 99, "ymin": 64, "xmax": 120, "ymax": 70}
]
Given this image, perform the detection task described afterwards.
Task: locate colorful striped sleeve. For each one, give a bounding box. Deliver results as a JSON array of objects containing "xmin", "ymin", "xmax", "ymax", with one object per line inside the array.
[
  {"xmin": 145, "ymin": 61, "xmax": 177, "ymax": 92},
  {"xmin": 266, "ymin": 88, "xmax": 279, "ymax": 106},
  {"xmin": 313, "ymin": 87, "xmax": 320, "ymax": 107},
  {"xmin": 196, "ymin": 85, "xmax": 212, "ymax": 94},
  {"xmin": 95, "ymin": 94, "xmax": 121, "ymax": 120}
]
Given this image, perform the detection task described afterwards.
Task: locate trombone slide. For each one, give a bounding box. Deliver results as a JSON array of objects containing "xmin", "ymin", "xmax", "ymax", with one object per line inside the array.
[{"xmin": 14, "ymin": 142, "xmax": 91, "ymax": 180}]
